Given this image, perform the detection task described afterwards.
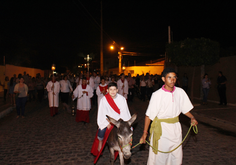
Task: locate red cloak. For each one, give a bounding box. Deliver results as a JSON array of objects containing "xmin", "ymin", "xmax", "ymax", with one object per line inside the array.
[{"xmin": 90, "ymin": 93, "xmax": 120, "ymax": 164}]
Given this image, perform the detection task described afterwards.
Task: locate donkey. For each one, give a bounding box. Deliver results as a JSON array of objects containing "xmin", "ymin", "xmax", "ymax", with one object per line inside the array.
[{"xmin": 106, "ymin": 114, "xmax": 137, "ymax": 165}]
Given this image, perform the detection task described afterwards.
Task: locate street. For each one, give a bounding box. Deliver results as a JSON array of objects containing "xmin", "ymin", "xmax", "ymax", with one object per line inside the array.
[{"xmin": 0, "ymin": 97, "xmax": 236, "ymax": 165}]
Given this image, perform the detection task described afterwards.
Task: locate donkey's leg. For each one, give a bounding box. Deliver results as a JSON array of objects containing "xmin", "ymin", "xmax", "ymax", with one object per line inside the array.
[
  {"xmin": 109, "ymin": 147, "xmax": 115, "ymax": 165},
  {"xmin": 118, "ymin": 151, "xmax": 124, "ymax": 165}
]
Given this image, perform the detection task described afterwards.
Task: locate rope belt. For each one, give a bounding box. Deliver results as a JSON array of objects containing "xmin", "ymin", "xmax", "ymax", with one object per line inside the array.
[
  {"xmin": 150, "ymin": 116, "xmax": 179, "ymax": 154},
  {"xmin": 132, "ymin": 123, "xmax": 198, "ymax": 153}
]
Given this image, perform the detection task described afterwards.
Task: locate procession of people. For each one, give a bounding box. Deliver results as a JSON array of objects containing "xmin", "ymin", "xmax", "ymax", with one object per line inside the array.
[{"xmin": 9, "ymin": 68, "xmax": 235, "ymax": 164}]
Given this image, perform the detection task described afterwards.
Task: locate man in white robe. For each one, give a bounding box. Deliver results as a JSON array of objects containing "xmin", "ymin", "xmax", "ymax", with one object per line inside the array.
[
  {"xmin": 140, "ymin": 68, "xmax": 198, "ymax": 165},
  {"xmin": 73, "ymin": 78, "xmax": 93, "ymax": 123},
  {"xmin": 46, "ymin": 75, "xmax": 60, "ymax": 117},
  {"xmin": 117, "ymin": 73, "xmax": 128, "ymax": 99},
  {"xmin": 96, "ymin": 77, "xmax": 107, "ymax": 108}
]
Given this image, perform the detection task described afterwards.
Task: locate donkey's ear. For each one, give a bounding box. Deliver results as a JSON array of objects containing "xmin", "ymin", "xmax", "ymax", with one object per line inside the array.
[
  {"xmin": 128, "ymin": 114, "xmax": 137, "ymax": 126},
  {"xmin": 106, "ymin": 115, "xmax": 120, "ymax": 128}
]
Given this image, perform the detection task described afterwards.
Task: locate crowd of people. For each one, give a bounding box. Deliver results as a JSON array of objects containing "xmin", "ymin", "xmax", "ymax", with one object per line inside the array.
[{"xmin": 1, "ymin": 70, "xmax": 228, "ymax": 119}]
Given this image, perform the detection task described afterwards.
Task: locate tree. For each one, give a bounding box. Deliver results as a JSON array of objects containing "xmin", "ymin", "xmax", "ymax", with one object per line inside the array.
[{"xmin": 166, "ymin": 38, "xmax": 220, "ymax": 101}]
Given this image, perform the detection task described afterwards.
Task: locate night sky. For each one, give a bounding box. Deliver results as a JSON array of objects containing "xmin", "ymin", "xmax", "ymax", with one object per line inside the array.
[{"xmin": 1, "ymin": 0, "xmax": 235, "ymax": 71}]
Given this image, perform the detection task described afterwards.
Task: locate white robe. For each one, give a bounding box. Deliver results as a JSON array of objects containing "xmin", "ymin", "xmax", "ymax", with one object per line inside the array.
[
  {"xmin": 73, "ymin": 84, "xmax": 93, "ymax": 110},
  {"xmin": 117, "ymin": 79, "xmax": 128, "ymax": 99},
  {"xmin": 94, "ymin": 76, "xmax": 101, "ymax": 90},
  {"xmin": 97, "ymin": 93, "xmax": 131, "ymax": 130},
  {"xmin": 96, "ymin": 84, "xmax": 107, "ymax": 108},
  {"xmin": 145, "ymin": 86, "xmax": 193, "ymax": 165},
  {"xmin": 46, "ymin": 81, "xmax": 60, "ymax": 107},
  {"xmin": 87, "ymin": 77, "xmax": 95, "ymax": 90}
]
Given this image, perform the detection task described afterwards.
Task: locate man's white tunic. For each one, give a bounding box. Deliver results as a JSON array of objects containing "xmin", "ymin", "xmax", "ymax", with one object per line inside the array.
[
  {"xmin": 145, "ymin": 86, "xmax": 193, "ymax": 165},
  {"xmin": 97, "ymin": 94, "xmax": 131, "ymax": 130},
  {"xmin": 46, "ymin": 81, "xmax": 60, "ymax": 107},
  {"xmin": 96, "ymin": 84, "xmax": 107, "ymax": 108},
  {"xmin": 60, "ymin": 80, "xmax": 72, "ymax": 93},
  {"xmin": 73, "ymin": 85, "xmax": 93, "ymax": 110},
  {"xmin": 117, "ymin": 79, "xmax": 128, "ymax": 99}
]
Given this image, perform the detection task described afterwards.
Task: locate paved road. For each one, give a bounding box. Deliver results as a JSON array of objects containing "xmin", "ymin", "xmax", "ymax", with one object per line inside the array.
[{"xmin": 0, "ymin": 97, "xmax": 236, "ymax": 165}]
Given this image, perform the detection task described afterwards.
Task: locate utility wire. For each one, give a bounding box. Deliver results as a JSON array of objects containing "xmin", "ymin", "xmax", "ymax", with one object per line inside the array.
[{"xmin": 73, "ymin": 0, "xmax": 114, "ymax": 42}]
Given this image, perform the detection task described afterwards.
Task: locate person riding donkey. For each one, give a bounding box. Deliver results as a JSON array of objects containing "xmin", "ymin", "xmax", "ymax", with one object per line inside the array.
[{"xmin": 91, "ymin": 82, "xmax": 132, "ymax": 163}]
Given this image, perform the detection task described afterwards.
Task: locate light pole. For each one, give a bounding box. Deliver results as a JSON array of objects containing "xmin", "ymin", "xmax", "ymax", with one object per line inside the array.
[{"xmin": 110, "ymin": 44, "xmax": 124, "ymax": 75}]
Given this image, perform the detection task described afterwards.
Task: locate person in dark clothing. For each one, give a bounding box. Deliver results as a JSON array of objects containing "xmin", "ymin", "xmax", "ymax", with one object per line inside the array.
[
  {"xmin": 217, "ymin": 71, "xmax": 227, "ymax": 105},
  {"xmin": 36, "ymin": 78, "xmax": 45, "ymax": 102}
]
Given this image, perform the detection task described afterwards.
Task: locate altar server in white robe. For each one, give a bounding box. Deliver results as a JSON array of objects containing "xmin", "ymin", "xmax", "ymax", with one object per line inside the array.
[
  {"xmin": 46, "ymin": 75, "xmax": 60, "ymax": 117},
  {"xmin": 72, "ymin": 77, "xmax": 93, "ymax": 123},
  {"xmin": 139, "ymin": 68, "xmax": 198, "ymax": 165},
  {"xmin": 117, "ymin": 73, "xmax": 128, "ymax": 99},
  {"xmin": 96, "ymin": 77, "xmax": 107, "ymax": 108}
]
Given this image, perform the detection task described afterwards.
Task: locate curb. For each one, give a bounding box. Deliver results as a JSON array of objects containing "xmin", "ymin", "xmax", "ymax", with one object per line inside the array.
[
  {"xmin": 0, "ymin": 106, "xmax": 14, "ymax": 119},
  {"xmin": 192, "ymin": 111, "xmax": 236, "ymax": 134}
]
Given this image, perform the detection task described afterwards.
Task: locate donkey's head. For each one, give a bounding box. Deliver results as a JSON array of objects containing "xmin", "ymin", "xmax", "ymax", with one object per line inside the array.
[{"xmin": 106, "ymin": 114, "xmax": 137, "ymax": 159}]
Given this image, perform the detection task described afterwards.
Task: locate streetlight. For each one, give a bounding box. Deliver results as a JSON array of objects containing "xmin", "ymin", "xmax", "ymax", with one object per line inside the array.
[
  {"xmin": 110, "ymin": 45, "xmax": 114, "ymax": 50},
  {"xmin": 51, "ymin": 64, "xmax": 56, "ymax": 76},
  {"xmin": 110, "ymin": 44, "xmax": 124, "ymax": 74}
]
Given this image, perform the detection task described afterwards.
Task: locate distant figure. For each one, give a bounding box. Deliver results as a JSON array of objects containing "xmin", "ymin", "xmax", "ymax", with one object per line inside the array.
[
  {"xmin": 27, "ymin": 77, "xmax": 36, "ymax": 102},
  {"xmin": 117, "ymin": 73, "xmax": 128, "ymax": 99},
  {"xmin": 217, "ymin": 71, "xmax": 227, "ymax": 105},
  {"xmin": 146, "ymin": 75, "xmax": 154, "ymax": 100},
  {"xmin": 8, "ymin": 77, "xmax": 16, "ymax": 105},
  {"xmin": 96, "ymin": 77, "xmax": 108, "ymax": 108},
  {"xmin": 127, "ymin": 73, "xmax": 135, "ymax": 102},
  {"xmin": 46, "ymin": 75, "xmax": 60, "ymax": 117},
  {"xmin": 202, "ymin": 74, "xmax": 211, "ymax": 105},
  {"xmin": 14, "ymin": 77, "xmax": 28, "ymax": 118},
  {"xmin": 135, "ymin": 74, "xmax": 140, "ymax": 88},
  {"xmin": 1, "ymin": 76, "xmax": 10, "ymax": 103},
  {"xmin": 60, "ymin": 75, "xmax": 73, "ymax": 112},
  {"xmin": 72, "ymin": 77, "xmax": 93, "ymax": 123},
  {"xmin": 140, "ymin": 76, "xmax": 147, "ymax": 101},
  {"xmin": 175, "ymin": 73, "xmax": 180, "ymax": 87},
  {"xmin": 182, "ymin": 73, "xmax": 188, "ymax": 94},
  {"xmin": 36, "ymin": 78, "xmax": 45, "ymax": 102},
  {"xmin": 93, "ymin": 72, "xmax": 100, "ymax": 106}
]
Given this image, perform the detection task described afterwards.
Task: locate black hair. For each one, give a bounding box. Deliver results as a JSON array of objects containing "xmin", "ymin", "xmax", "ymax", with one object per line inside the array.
[
  {"xmin": 10, "ymin": 77, "xmax": 14, "ymax": 86},
  {"xmin": 100, "ymin": 76, "xmax": 105, "ymax": 81},
  {"xmin": 82, "ymin": 76, "xmax": 87, "ymax": 80},
  {"xmin": 219, "ymin": 71, "xmax": 223, "ymax": 76},
  {"xmin": 203, "ymin": 73, "xmax": 208, "ymax": 78},
  {"xmin": 120, "ymin": 73, "xmax": 124, "ymax": 77},
  {"xmin": 108, "ymin": 82, "xmax": 117, "ymax": 89},
  {"xmin": 161, "ymin": 67, "xmax": 176, "ymax": 77}
]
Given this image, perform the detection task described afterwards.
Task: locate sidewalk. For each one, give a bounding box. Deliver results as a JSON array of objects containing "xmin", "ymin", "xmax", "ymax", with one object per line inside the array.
[
  {"xmin": 192, "ymin": 99, "xmax": 236, "ymax": 134},
  {"xmin": 0, "ymin": 91, "xmax": 14, "ymax": 119}
]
